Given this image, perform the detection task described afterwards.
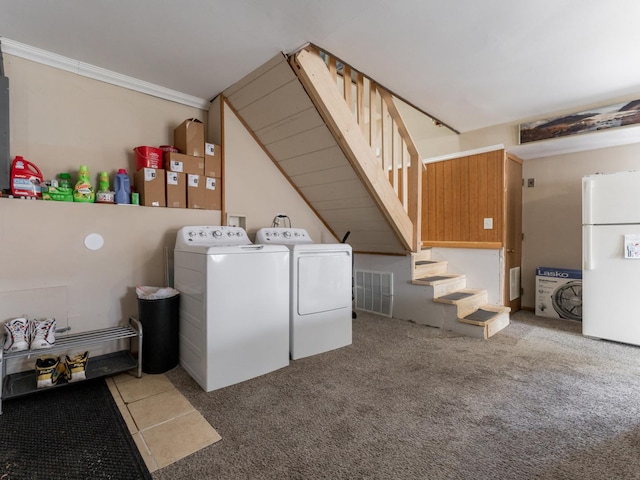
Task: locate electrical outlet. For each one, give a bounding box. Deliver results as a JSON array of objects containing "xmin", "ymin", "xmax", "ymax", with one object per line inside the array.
[
  {"xmin": 527, "ymin": 178, "xmax": 535, "ymax": 187},
  {"xmin": 483, "ymin": 218, "xmax": 493, "ymax": 229}
]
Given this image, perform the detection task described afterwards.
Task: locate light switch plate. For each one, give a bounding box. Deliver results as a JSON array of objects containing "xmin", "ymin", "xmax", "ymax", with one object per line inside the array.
[{"xmin": 483, "ymin": 218, "xmax": 493, "ymax": 229}]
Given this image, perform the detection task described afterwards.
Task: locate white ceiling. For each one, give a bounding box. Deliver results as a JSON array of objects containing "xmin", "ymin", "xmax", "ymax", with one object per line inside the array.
[{"xmin": 1, "ymin": 0, "xmax": 640, "ymax": 135}]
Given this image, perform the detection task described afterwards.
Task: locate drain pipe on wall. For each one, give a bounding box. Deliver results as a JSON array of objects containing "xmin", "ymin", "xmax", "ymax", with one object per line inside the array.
[{"xmin": 0, "ymin": 41, "xmax": 9, "ymax": 193}]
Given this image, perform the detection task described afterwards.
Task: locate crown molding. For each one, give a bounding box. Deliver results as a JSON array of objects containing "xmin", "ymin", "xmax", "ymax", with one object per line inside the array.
[{"xmin": 0, "ymin": 37, "xmax": 209, "ymax": 110}]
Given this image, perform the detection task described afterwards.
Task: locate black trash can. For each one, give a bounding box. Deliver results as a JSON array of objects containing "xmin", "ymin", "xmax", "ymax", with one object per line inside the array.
[{"xmin": 137, "ymin": 293, "xmax": 180, "ymax": 374}]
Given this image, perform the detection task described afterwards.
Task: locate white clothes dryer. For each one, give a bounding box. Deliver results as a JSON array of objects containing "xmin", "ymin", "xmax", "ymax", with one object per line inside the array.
[
  {"xmin": 255, "ymin": 227, "xmax": 352, "ymax": 360},
  {"xmin": 174, "ymin": 226, "xmax": 290, "ymax": 392}
]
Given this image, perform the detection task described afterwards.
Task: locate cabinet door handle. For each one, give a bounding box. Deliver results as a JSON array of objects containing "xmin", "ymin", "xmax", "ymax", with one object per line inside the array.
[{"xmin": 507, "ymin": 248, "xmax": 515, "ymax": 253}]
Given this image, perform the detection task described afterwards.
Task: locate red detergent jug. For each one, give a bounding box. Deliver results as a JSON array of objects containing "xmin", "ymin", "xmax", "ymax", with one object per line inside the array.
[{"xmin": 11, "ymin": 156, "xmax": 44, "ymax": 198}]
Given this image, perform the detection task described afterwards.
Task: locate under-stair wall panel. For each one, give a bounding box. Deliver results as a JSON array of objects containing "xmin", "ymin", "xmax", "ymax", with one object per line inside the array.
[
  {"xmin": 312, "ymin": 195, "xmax": 374, "ymax": 211},
  {"xmin": 235, "ymin": 79, "xmax": 312, "ymax": 132},
  {"xmin": 423, "ymin": 150, "xmax": 505, "ymax": 245},
  {"xmin": 255, "ymin": 107, "xmax": 324, "ymax": 145},
  {"xmin": 268, "ymin": 124, "xmax": 336, "ymax": 160},
  {"xmin": 291, "ymin": 165, "xmax": 359, "ymax": 188},
  {"xmin": 278, "ymin": 146, "xmax": 346, "ymax": 176},
  {"xmin": 299, "ymin": 179, "xmax": 368, "ymax": 203},
  {"xmin": 224, "ymin": 53, "xmax": 406, "ymax": 254}
]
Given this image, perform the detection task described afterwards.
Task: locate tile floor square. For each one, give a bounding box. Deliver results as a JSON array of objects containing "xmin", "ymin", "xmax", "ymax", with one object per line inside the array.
[
  {"xmin": 107, "ymin": 372, "xmax": 222, "ymax": 472},
  {"xmin": 140, "ymin": 410, "xmax": 222, "ymax": 469},
  {"xmin": 117, "ymin": 374, "xmax": 175, "ymax": 403},
  {"xmin": 127, "ymin": 388, "xmax": 194, "ymax": 431},
  {"xmin": 133, "ymin": 432, "xmax": 158, "ymax": 473}
]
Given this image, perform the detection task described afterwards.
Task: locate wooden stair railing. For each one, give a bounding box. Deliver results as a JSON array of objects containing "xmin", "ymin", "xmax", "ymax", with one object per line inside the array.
[
  {"xmin": 298, "ymin": 46, "xmax": 423, "ymax": 252},
  {"xmin": 292, "ymin": 48, "xmax": 417, "ymax": 252}
]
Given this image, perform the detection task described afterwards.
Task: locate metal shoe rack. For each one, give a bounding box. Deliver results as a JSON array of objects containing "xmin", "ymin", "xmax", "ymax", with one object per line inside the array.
[{"xmin": 0, "ymin": 317, "xmax": 143, "ymax": 415}]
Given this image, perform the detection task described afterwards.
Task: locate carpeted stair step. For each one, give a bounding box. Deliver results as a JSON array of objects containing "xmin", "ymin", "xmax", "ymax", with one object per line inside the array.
[
  {"xmin": 412, "ymin": 274, "xmax": 466, "ymax": 297},
  {"xmin": 433, "ymin": 289, "xmax": 488, "ymax": 318},
  {"xmin": 413, "ymin": 260, "xmax": 448, "ymax": 279},
  {"xmin": 459, "ymin": 305, "xmax": 511, "ymax": 338}
]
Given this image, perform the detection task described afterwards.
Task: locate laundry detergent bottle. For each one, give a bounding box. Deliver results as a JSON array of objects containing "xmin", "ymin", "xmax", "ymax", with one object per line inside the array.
[
  {"xmin": 114, "ymin": 169, "xmax": 131, "ymax": 204},
  {"xmin": 95, "ymin": 171, "xmax": 114, "ymax": 204},
  {"xmin": 73, "ymin": 165, "xmax": 95, "ymax": 203}
]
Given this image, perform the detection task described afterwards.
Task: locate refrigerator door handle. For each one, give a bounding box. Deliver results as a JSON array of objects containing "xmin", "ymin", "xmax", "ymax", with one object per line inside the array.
[
  {"xmin": 584, "ymin": 225, "xmax": 593, "ymax": 270},
  {"xmin": 583, "ymin": 178, "xmax": 593, "ymax": 225}
]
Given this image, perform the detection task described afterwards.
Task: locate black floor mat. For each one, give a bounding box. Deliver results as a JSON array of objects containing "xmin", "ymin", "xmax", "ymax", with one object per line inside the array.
[{"xmin": 0, "ymin": 378, "xmax": 151, "ymax": 480}]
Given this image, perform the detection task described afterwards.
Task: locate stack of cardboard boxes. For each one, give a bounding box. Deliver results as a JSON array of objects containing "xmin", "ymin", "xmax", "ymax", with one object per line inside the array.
[{"xmin": 134, "ymin": 118, "xmax": 222, "ymax": 209}]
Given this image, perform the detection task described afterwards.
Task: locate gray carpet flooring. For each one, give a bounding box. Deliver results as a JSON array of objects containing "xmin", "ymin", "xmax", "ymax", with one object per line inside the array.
[{"xmin": 155, "ymin": 310, "xmax": 640, "ymax": 479}]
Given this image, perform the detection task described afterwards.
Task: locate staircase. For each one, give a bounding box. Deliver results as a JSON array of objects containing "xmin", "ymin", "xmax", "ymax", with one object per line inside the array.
[
  {"xmin": 221, "ymin": 47, "xmax": 514, "ymax": 339},
  {"xmin": 410, "ymin": 249, "xmax": 510, "ymax": 339}
]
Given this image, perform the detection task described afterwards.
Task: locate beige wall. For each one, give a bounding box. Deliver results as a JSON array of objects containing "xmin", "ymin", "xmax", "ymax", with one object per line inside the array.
[
  {"xmin": 2, "ymin": 53, "xmax": 333, "ymax": 358},
  {"xmin": 520, "ymin": 143, "xmax": 640, "ymax": 308},
  {"xmin": 1, "ymin": 54, "xmax": 218, "ymax": 342}
]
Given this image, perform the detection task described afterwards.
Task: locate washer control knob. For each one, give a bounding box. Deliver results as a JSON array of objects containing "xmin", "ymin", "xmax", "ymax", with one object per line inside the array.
[
  {"xmin": 199, "ymin": 231, "xmax": 207, "ymax": 237},
  {"xmin": 213, "ymin": 230, "xmax": 222, "ymax": 238},
  {"xmin": 188, "ymin": 230, "xmax": 196, "ymax": 238},
  {"xmin": 283, "ymin": 231, "xmax": 291, "ymax": 238}
]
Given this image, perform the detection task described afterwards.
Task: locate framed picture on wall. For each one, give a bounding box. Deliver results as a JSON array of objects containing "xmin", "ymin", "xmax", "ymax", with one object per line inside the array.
[{"xmin": 519, "ymin": 99, "xmax": 640, "ymax": 144}]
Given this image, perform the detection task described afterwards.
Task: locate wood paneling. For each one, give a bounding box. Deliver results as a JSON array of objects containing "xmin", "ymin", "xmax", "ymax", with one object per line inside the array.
[{"xmin": 422, "ymin": 150, "xmax": 505, "ymax": 245}]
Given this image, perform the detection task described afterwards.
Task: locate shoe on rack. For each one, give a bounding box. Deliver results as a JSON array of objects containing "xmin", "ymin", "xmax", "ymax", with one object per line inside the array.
[
  {"xmin": 35, "ymin": 356, "xmax": 63, "ymax": 388},
  {"xmin": 57, "ymin": 358, "xmax": 71, "ymax": 382},
  {"xmin": 30, "ymin": 317, "xmax": 56, "ymax": 350},
  {"xmin": 3, "ymin": 317, "xmax": 30, "ymax": 352},
  {"xmin": 66, "ymin": 351, "xmax": 89, "ymax": 382}
]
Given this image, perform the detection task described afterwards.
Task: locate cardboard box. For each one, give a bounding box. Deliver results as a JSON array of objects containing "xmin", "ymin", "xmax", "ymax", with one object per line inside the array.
[
  {"xmin": 166, "ymin": 171, "xmax": 186, "ymax": 208},
  {"xmin": 174, "ymin": 118, "xmax": 204, "ymax": 157},
  {"xmin": 535, "ymin": 267, "xmax": 582, "ymax": 321},
  {"xmin": 187, "ymin": 174, "xmax": 205, "ymax": 209},
  {"xmin": 204, "ymin": 177, "xmax": 222, "ymax": 210},
  {"xmin": 134, "ymin": 168, "xmax": 166, "ymax": 207},
  {"xmin": 164, "ymin": 151, "xmax": 204, "ymax": 176},
  {"xmin": 204, "ymin": 143, "xmax": 222, "ymax": 178}
]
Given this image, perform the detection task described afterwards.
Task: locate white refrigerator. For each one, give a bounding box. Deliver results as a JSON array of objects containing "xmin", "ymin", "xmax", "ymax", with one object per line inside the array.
[{"xmin": 582, "ymin": 170, "xmax": 640, "ymax": 346}]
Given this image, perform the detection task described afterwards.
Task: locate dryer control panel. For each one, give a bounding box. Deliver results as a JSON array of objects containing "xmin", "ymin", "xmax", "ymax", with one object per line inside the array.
[
  {"xmin": 176, "ymin": 226, "xmax": 252, "ymax": 247},
  {"xmin": 255, "ymin": 227, "xmax": 314, "ymax": 245}
]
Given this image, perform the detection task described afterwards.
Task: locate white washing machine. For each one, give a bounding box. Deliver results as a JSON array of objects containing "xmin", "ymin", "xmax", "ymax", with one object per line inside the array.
[
  {"xmin": 174, "ymin": 226, "xmax": 290, "ymax": 392},
  {"xmin": 255, "ymin": 227, "xmax": 352, "ymax": 360}
]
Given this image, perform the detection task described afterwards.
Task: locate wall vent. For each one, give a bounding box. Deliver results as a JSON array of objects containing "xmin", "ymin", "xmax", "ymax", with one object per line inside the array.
[
  {"xmin": 355, "ymin": 270, "xmax": 393, "ymax": 317},
  {"xmin": 509, "ymin": 266, "xmax": 521, "ymax": 301}
]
